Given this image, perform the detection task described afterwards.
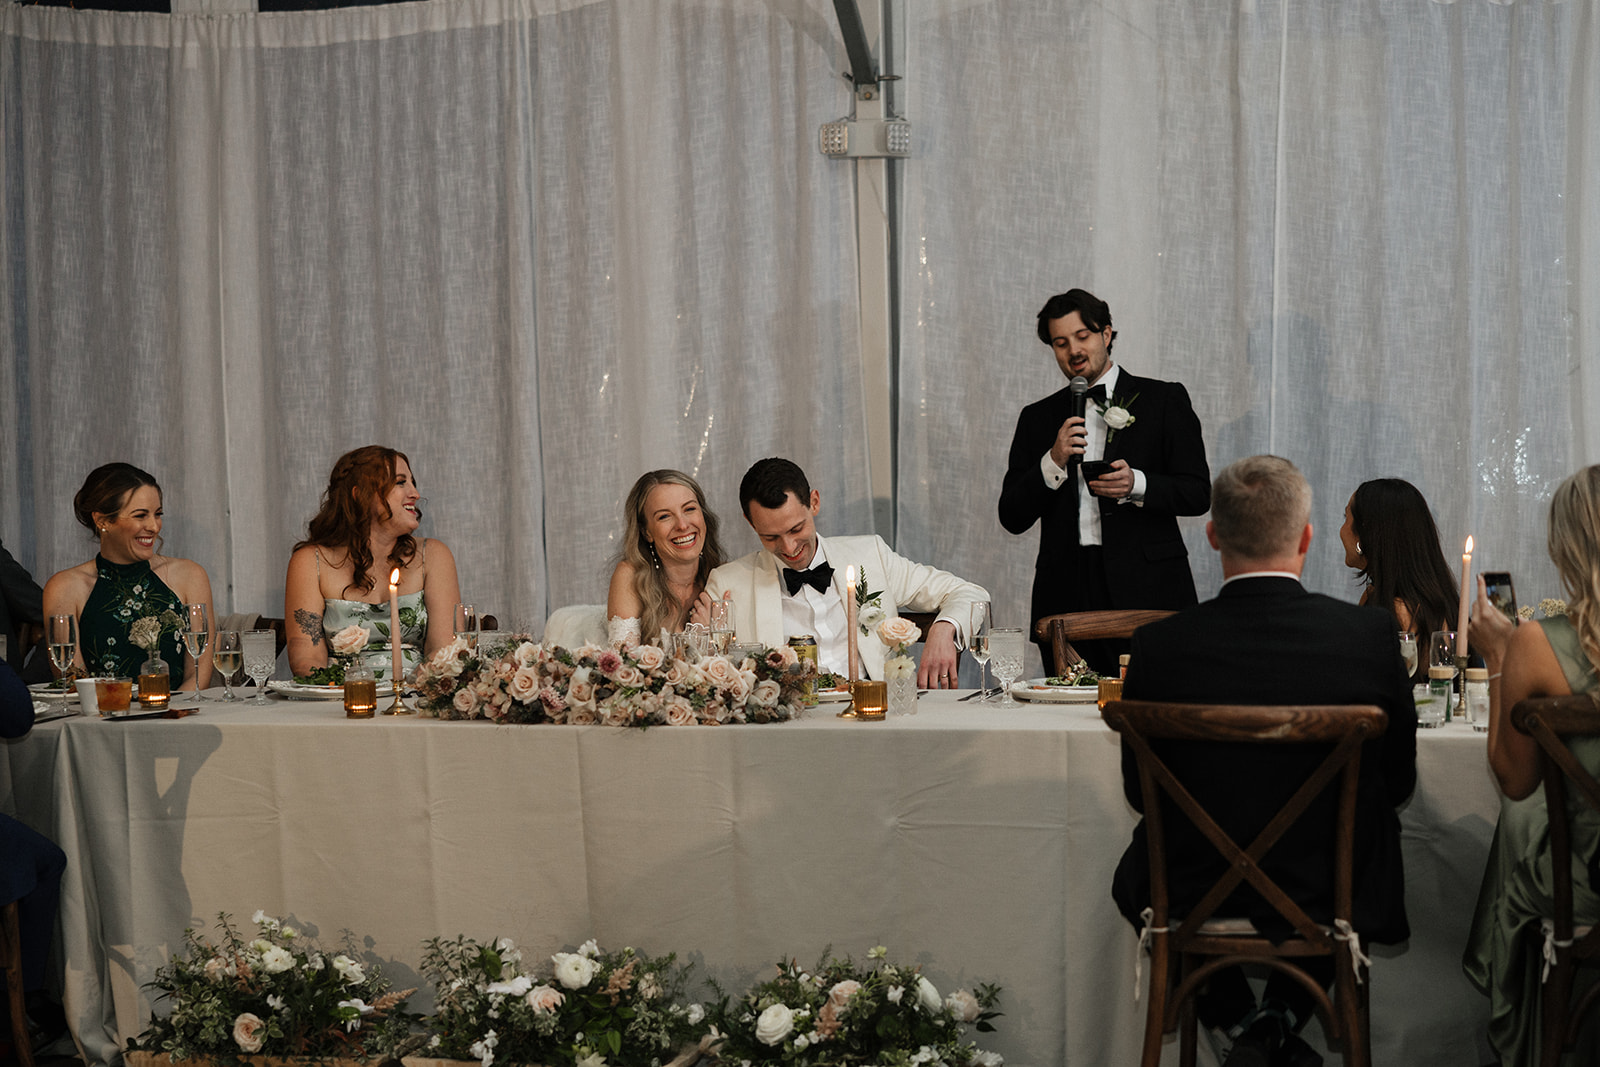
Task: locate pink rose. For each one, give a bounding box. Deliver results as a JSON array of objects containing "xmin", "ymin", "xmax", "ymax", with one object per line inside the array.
[
  {"xmin": 945, "ymin": 989, "xmax": 980, "ymax": 1023},
  {"xmin": 233, "ymin": 1012, "xmax": 266, "ymax": 1053},
  {"xmin": 828, "ymin": 980, "xmax": 861, "ymax": 1010},
  {"xmin": 612, "ymin": 664, "xmax": 646, "ymax": 688},
  {"xmin": 878, "ymin": 616, "xmax": 922, "ymax": 648},
  {"xmin": 702, "ymin": 657, "xmax": 742, "ymax": 690},
  {"xmin": 664, "ymin": 660, "xmax": 690, "ymax": 686},
  {"xmin": 752, "ymin": 679, "xmax": 782, "ymax": 707},
  {"xmin": 664, "ymin": 696, "xmax": 696, "ymax": 725},
  {"xmin": 632, "ymin": 644, "xmax": 665, "ymax": 670},
  {"xmin": 331, "ymin": 624, "xmax": 370, "ymax": 657},
  {"xmin": 509, "ymin": 666, "xmax": 540, "ymax": 702},
  {"xmin": 452, "ymin": 688, "xmax": 479, "ymax": 716},
  {"xmin": 514, "ymin": 641, "xmax": 540, "ymax": 668},
  {"xmin": 526, "ymin": 985, "xmax": 565, "ymax": 1014},
  {"xmin": 569, "ymin": 705, "xmax": 598, "ymax": 726},
  {"xmin": 724, "ymin": 669, "xmax": 751, "ymax": 703},
  {"xmin": 569, "ymin": 668, "xmax": 595, "ymax": 703}
]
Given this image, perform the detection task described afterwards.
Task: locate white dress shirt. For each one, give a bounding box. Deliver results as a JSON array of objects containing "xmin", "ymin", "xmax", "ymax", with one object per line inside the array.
[
  {"xmin": 1037, "ymin": 363, "xmax": 1149, "ymax": 546},
  {"xmin": 780, "ymin": 540, "xmax": 851, "ymax": 675}
]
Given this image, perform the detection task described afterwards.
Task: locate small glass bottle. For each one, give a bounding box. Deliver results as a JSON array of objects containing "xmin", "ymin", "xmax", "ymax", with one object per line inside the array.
[
  {"xmin": 344, "ymin": 661, "xmax": 377, "ymax": 719},
  {"xmin": 1465, "ymin": 667, "xmax": 1490, "ymax": 733},
  {"xmin": 139, "ymin": 651, "xmax": 171, "ymax": 709},
  {"xmin": 1422, "ymin": 666, "xmax": 1452, "ymax": 728}
]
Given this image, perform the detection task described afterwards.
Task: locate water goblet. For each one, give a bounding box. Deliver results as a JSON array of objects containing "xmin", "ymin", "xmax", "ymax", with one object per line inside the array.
[
  {"xmin": 212, "ymin": 630, "xmax": 242, "ymax": 702},
  {"xmin": 1398, "ymin": 632, "xmax": 1418, "ymax": 678},
  {"xmin": 988, "ymin": 627, "xmax": 1025, "ymax": 707},
  {"xmin": 183, "ymin": 603, "xmax": 211, "ymax": 702},
  {"xmin": 454, "ymin": 603, "xmax": 478, "ymax": 650},
  {"xmin": 969, "ymin": 602, "xmax": 993, "ymax": 701},
  {"xmin": 46, "ymin": 614, "xmax": 78, "ymax": 678},
  {"xmin": 242, "ymin": 629, "xmax": 276, "ymax": 705}
]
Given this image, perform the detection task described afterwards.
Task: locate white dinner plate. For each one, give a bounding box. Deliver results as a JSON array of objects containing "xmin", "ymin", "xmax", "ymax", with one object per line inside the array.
[
  {"xmin": 1011, "ymin": 679, "xmax": 1100, "ymax": 704},
  {"xmin": 815, "ymin": 688, "xmax": 853, "ymax": 703},
  {"xmin": 266, "ymin": 680, "xmax": 396, "ymax": 701},
  {"xmin": 28, "ymin": 682, "xmax": 78, "ymax": 701}
]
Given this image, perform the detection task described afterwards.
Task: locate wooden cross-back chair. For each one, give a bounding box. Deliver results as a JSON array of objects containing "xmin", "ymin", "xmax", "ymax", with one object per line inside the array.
[
  {"xmin": 1510, "ymin": 693, "xmax": 1600, "ymax": 1067},
  {"xmin": 1031, "ymin": 609, "xmax": 1174, "ymax": 672},
  {"xmin": 1101, "ymin": 700, "xmax": 1388, "ymax": 1067},
  {"xmin": 1, "ymin": 898, "xmax": 33, "ymax": 1067}
]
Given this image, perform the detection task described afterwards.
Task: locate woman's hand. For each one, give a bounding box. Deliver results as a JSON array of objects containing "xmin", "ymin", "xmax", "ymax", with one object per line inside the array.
[
  {"xmin": 688, "ymin": 590, "xmax": 715, "ymax": 627},
  {"xmin": 1468, "ymin": 575, "xmax": 1517, "ymax": 672}
]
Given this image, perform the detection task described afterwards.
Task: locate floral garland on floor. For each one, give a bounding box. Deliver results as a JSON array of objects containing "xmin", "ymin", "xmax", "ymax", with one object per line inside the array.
[{"xmin": 410, "ymin": 635, "xmax": 817, "ymax": 726}]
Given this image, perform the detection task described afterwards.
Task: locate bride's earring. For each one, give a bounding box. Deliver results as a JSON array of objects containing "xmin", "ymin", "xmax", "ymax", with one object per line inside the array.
[{"xmin": 648, "ymin": 541, "xmax": 661, "ymax": 569}]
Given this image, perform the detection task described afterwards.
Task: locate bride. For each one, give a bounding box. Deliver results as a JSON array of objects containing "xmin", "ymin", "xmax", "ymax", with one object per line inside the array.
[{"xmin": 606, "ymin": 470, "xmax": 726, "ymax": 647}]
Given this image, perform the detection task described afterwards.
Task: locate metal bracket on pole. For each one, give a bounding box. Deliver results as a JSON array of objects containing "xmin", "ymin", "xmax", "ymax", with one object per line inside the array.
[{"xmin": 832, "ymin": 0, "xmax": 879, "ymax": 91}]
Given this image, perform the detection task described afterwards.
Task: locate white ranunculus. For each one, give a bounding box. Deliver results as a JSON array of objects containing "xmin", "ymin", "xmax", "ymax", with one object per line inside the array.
[
  {"xmin": 260, "ymin": 946, "xmax": 295, "ymax": 974},
  {"xmin": 552, "ymin": 952, "xmax": 598, "ymax": 989},
  {"xmin": 916, "ymin": 976, "xmax": 941, "ymax": 1013},
  {"xmin": 945, "ymin": 989, "xmax": 980, "ymax": 1022},
  {"xmin": 884, "ymin": 655, "xmax": 916, "ymax": 680},
  {"xmin": 754, "ymin": 1003, "xmax": 795, "ymax": 1046},
  {"xmin": 1102, "ymin": 405, "xmax": 1135, "ymax": 430},
  {"xmin": 486, "ymin": 974, "xmax": 533, "ymax": 997},
  {"xmin": 971, "ymin": 1051, "xmax": 1005, "ymax": 1067},
  {"xmin": 685, "ymin": 1003, "xmax": 705, "ymax": 1026},
  {"xmin": 887, "ymin": 985, "xmax": 904, "ymax": 1004}
]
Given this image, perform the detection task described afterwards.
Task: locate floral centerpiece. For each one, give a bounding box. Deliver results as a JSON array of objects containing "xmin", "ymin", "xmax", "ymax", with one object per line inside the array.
[
  {"xmin": 412, "ymin": 936, "xmax": 706, "ymax": 1067},
  {"xmin": 296, "ymin": 625, "xmax": 371, "ymax": 686},
  {"xmin": 410, "ymin": 637, "xmax": 817, "ymax": 727},
  {"xmin": 710, "ymin": 946, "xmax": 1002, "ymax": 1067},
  {"xmin": 127, "ymin": 911, "xmax": 415, "ymax": 1064},
  {"xmin": 877, "ymin": 616, "xmax": 922, "ymax": 716}
]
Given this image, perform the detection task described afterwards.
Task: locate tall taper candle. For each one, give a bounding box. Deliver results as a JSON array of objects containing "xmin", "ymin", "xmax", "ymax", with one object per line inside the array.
[
  {"xmin": 845, "ymin": 565, "xmax": 859, "ymax": 684},
  {"xmin": 389, "ymin": 567, "xmax": 404, "ymax": 684},
  {"xmin": 1457, "ymin": 536, "xmax": 1473, "ymax": 655}
]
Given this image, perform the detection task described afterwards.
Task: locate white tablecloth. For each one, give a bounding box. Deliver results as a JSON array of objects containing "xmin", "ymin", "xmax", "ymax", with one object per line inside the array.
[{"xmin": 0, "ymin": 694, "xmax": 1500, "ymax": 1067}]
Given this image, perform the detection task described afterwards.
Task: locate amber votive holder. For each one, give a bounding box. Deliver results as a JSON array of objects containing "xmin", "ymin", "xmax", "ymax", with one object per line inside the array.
[
  {"xmin": 1097, "ymin": 677, "xmax": 1124, "ymax": 710},
  {"xmin": 849, "ymin": 679, "xmax": 887, "ymax": 721}
]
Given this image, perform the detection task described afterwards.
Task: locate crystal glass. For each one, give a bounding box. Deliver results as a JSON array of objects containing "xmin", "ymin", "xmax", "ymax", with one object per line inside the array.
[
  {"xmin": 1430, "ymin": 631, "xmax": 1459, "ymax": 676},
  {"xmin": 243, "ymin": 629, "xmax": 276, "ymax": 705},
  {"xmin": 709, "ymin": 598, "xmax": 733, "ymax": 655},
  {"xmin": 680, "ymin": 622, "xmax": 710, "ymax": 661},
  {"xmin": 46, "ymin": 614, "xmax": 78, "ymax": 677},
  {"xmin": 1398, "ymin": 632, "xmax": 1418, "ymax": 678},
  {"xmin": 969, "ymin": 602, "xmax": 993, "ymax": 702},
  {"xmin": 183, "ymin": 603, "xmax": 210, "ymax": 702},
  {"xmin": 454, "ymin": 603, "xmax": 478, "ymax": 650},
  {"xmin": 212, "ymin": 630, "xmax": 242, "ymax": 702},
  {"xmin": 988, "ymin": 627, "xmax": 1025, "ymax": 707}
]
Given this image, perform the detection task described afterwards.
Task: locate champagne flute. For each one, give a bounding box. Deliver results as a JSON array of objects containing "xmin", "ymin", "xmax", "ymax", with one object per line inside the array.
[
  {"xmin": 969, "ymin": 602, "xmax": 993, "ymax": 701},
  {"xmin": 453, "ymin": 603, "xmax": 478, "ymax": 650},
  {"xmin": 1398, "ymin": 632, "xmax": 1419, "ymax": 679},
  {"xmin": 46, "ymin": 614, "xmax": 78, "ymax": 680},
  {"xmin": 709, "ymin": 598, "xmax": 733, "ymax": 655},
  {"xmin": 183, "ymin": 603, "xmax": 211, "ymax": 702},
  {"xmin": 1429, "ymin": 631, "xmax": 1458, "ymax": 677},
  {"xmin": 989, "ymin": 627, "xmax": 1025, "ymax": 707},
  {"xmin": 212, "ymin": 630, "xmax": 242, "ymax": 702},
  {"xmin": 243, "ymin": 629, "xmax": 276, "ymax": 705}
]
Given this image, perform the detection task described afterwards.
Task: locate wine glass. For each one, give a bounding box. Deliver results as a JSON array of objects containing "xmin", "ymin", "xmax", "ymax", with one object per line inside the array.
[
  {"xmin": 1398, "ymin": 632, "xmax": 1419, "ymax": 678},
  {"xmin": 242, "ymin": 629, "xmax": 276, "ymax": 705},
  {"xmin": 46, "ymin": 614, "xmax": 78, "ymax": 680},
  {"xmin": 212, "ymin": 631, "xmax": 242, "ymax": 702},
  {"xmin": 969, "ymin": 602, "xmax": 993, "ymax": 701},
  {"xmin": 454, "ymin": 603, "xmax": 478, "ymax": 650},
  {"xmin": 988, "ymin": 627, "xmax": 1025, "ymax": 706},
  {"xmin": 709, "ymin": 598, "xmax": 733, "ymax": 655},
  {"xmin": 1429, "ymin": 631, "xmax": 1458, "ymax": 676},
  {"xmin": 183, "ymin": 603, "xmax": 211, "ymax": 702}
]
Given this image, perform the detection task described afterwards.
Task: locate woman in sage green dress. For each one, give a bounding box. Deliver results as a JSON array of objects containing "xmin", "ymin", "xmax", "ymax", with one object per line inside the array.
[
  {"xmin": 40, "ymin": 463, "xmax": 214, "ymax": 687},
  {"xmin": 284, "ymin": 446, "xmax": 460, "ymax": 682},
  {"xmin": 1464, "ymin": 464, "xmax": 1600, "ymax": 1066}
]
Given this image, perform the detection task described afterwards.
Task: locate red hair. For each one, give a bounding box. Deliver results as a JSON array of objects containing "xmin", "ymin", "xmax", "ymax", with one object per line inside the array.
[{"xmin": 295, "ymin": 445, "xmax": 417, "ymax": 594}]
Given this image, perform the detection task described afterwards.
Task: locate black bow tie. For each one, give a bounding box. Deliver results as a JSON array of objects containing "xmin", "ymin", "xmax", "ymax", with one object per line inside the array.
[
  {"xmin": 784, "ymin": 562, "xmax": 834, "ymax": 596},
  {"xmin": 1087, "ymin": 384, "xmax": 1108, "ymax": 402}
]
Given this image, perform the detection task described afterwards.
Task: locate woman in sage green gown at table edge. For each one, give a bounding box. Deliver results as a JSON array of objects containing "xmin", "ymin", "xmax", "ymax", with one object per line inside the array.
[
  {"xmin": 1464, "ymin": 464, "xmax": 1600, "ymax": 1067},
  {"xmin": 40, "ymin": 462, "xmax": 214, "ymax": 688},
  {"xmin": 284, "ymin": 445, "xmax": 460, "ymax": 682}
]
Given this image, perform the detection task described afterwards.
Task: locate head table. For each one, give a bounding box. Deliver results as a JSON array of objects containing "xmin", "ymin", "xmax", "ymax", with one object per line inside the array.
[{"xmin": 1, "ymin": 690, "xmax": 1499, "ymax": 1067}]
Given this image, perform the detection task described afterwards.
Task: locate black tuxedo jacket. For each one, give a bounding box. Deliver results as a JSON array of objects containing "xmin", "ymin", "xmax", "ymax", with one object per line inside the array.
[
  {"xmin": 0, "ymin": 540, "xmax": 42, "ymax": 673},
  {"xmin": 1110, "ymin": 576, "xmax": 1419, "ymax": 944},
  {"xmin": 998, "ymin": 371, "xmax": 1211, "ymax": 626}
]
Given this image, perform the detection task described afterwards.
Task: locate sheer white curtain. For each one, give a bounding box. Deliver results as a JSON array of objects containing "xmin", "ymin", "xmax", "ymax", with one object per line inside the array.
[
  {"xmin": 900, "ymin": 0, "xmax": 1590, "ymax": 682},
  {"xmin": 0, "ymin": 0, "xmax": 863, "ymax": 625}
]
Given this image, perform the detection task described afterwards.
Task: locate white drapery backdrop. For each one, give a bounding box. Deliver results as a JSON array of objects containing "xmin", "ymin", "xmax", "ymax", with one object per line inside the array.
[
  {"xmin": 900, "ymin": 0, "xmax": 1599, "ymax": 678},
  {"xmin": 0, "ymin": 0, "xmax": 866, "ymax": 625}
]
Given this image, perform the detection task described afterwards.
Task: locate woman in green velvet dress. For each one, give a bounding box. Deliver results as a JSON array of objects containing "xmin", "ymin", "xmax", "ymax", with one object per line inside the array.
[
  {"xmin": 1464, "ymin": 464, "xmax": 1600, "ymax": 1066},
  {"xmin": 40, "ymin": 463, "xmax": 214, "ymax": 688}
]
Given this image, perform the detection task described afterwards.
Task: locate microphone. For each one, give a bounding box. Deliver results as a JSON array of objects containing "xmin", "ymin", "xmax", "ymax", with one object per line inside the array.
[{"xmin": 1067, "ymin": 377, "xmax": 1089, "ymax": 466}]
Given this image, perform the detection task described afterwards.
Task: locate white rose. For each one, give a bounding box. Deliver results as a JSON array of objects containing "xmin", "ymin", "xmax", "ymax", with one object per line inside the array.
[
  {"xmin": 916, "ymin": 976, "xmax": 941, "ymax": 1013},
  {"xmin": 1103, "ymin": 405, "xmax": 1134, "ymax": 430},
  {"xmin": 569, "ymin": 668, "xmax": 596, "ymax": 703},
  {"xmin": 552, "ymin": 952, "xmax": 598, "ymax": 989},
  {"xmin": 754, "ymin": 1003, "xmax": 795, "ymax": 1046},
  {"xmin": 332, "ymin": 955, "xmax": 366, "ymax": 984},
  {"xmin": 632, "ymin": 644, "xmax": 666, "ymax": 670},
  {"xmin": 887, "ymin": 984, "xmax": 904, "ymax": 1004},
  {"xmin": 945, "ymin": 989, "xmax": 980, "ymax": 1022},
  {"xmin": 331, "ymin": 624, "xmax": 370, "ymax": 657},
  {"xmin": 702, "ymin": 657, "xmax": 742, "ymax": 689},
  {"xmin": 453, "ymin": 687, "xmax": 480, "ymax": 715},
  {"xmin": 877, "ymin": 616, "xmax": 922, "ymax": 648},
  {"xmin": 514, "ymin": 641, "xmax": 540, "ymax": 668},
  {"xmin": 204, "ymin": 956, "xmax": 229, "ymax": 983},
  {"xmin": 884, "ymin": 655, "xmax": 916, "ymax": 680},
  {"xmin": 568, "ymin": 705, "xmax": 598, "ymax": 726},
  {"xmin": 526, "ymin": 984, "xmax": 565, "ymax": 1013},
  {"xmin": 860, "ymin": 605, "xmax": 887, "ymax": 631},
  {"xmin": 508, "ymin": 666, "xmax": 540, "ymax": 702},
  {"xmin": 252, "ymin": 909, "xmax": 269, "ymax": 925},
  {"xmin": 486, "ymin": 974, "xmax": 533, "ymax": 997},
  {"xmin": 664, "ymin": 697, "xmax": 697, "ymax": 725},
  {"xmin": 233, "ymin": 1012, "xmax": 266, "ymax": 1053},
  {"xmin": 685, "ymin": 1003, "xmax": 705, "ymax": 1025},
  {"xmin": 260, "ymin": 945, "xmax": 295, "ymax": 974},
  {"xmin": 971, "ymin": 1051, "xmax": 1004, "ymax": 1067},
  {"xmin": 751, "ymin": 679, "xmax": 782, "ymax": 708}
]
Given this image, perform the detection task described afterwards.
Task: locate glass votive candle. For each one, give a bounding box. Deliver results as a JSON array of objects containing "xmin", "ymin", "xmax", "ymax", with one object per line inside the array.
[
  {"xmin": 850, "ymin": 679, "xmax": 888, "ymax": 720},
  {"xmin": 344, "ymin": 663, "xmax": 377, "ymax": 719}
]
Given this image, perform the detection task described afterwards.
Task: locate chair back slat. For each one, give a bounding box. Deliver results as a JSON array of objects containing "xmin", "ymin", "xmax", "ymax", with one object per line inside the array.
[{"xmin": 1032, "ymin": 609, "xmax": 1174, "ymax": 669}]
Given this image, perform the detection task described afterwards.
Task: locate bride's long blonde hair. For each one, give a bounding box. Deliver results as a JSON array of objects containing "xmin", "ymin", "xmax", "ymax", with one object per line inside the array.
[
  {"xmin": 1548, "ymin": 465, "xmax": 1600, "ymax": 678},
  {"xmin": 619, "ymin": 470, "xmax": 725, "ymax": 640}
]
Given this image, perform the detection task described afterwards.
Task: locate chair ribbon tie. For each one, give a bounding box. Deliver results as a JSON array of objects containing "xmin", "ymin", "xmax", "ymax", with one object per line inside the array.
[
  {"xmin": 1333, "ymin": 919, "xmax": 1372, "ymax": 985},
  {"xmin": 1134, "ymin": 907, "xmax": 1170, "ymax": 1001},
  {"xmin": 1540, "ymin": 919, "xmax": 1574, "ymax": 984}
]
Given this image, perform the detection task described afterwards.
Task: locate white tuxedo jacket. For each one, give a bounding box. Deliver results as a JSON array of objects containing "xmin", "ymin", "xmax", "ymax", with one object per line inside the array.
[{"xmin": 704, "ymin": 533, "xmax": 988, "ymax": 680}]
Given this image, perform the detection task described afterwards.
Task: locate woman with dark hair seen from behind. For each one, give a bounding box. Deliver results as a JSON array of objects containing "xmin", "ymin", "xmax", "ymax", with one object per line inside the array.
[
  {"xmin": 41, "ymin": 463, "xmax": 214, "ymax": 686},
  {"xmin": 1463, "ymin": 465, "xmax": 1600, "ymax": 1067},
  {"xmin": 285, "ymin": 446, "xmax": 460, "ymax": 681},
  {"xmin": 606, "ymin": 470, "xmax": 726, "ymax": 646},
  {"xmin": 1339, "ymin": 477, "xmax": 1459, "ymax": 681}
]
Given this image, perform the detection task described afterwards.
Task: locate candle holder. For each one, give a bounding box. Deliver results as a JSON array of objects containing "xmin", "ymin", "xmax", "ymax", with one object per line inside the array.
[
  {"xmin": 1455, "ymin": 653, "xmax": 1470, "ymax": 721},
  {"xmin": 380, "ymin": 690, "xmax": 412, "ymax": 715},
  {"xmin": 847, "ymin": 679, "xmax": 887, "ymax": 721}
]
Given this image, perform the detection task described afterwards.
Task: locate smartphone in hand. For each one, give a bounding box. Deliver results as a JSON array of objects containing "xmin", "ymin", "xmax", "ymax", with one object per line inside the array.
[{"xmin": 1483, "ymin": 571, "xmax": 1518, "ymax": 619}]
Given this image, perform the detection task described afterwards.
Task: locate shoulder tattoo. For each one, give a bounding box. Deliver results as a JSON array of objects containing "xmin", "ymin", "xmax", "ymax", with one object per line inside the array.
[{"xmin": 294, "ymin": 608, "xmax": 324, "ymax": 645}]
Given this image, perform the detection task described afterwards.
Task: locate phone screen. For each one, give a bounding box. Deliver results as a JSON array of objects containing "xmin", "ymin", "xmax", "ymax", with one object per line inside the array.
[{"xmin": 1483, "ymin": 572, "xmax": 1518, "ymax": 620}]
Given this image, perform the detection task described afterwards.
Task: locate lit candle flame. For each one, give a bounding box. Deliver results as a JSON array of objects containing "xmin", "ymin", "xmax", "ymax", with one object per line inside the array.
[
  {"xmin": 845, "ymin": 565, "xmax": 856, "ymax": 585},
  {"xmin": 1464, "ymin": 536, "xmax": 1473, "ymax": 556},
  {"xmin": 389, "ymin": 567, "xmax": 401, "ymax": 585}
]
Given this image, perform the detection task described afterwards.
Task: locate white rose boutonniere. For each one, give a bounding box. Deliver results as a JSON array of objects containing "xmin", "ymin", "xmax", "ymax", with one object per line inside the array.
[{"xmin": 1095, "ymin": 392, "xmax": 1139, "ymax": 443}]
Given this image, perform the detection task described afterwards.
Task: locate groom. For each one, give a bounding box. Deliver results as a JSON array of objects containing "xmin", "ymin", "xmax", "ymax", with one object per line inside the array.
[{"xmin": 706, "ymin": 458, "xmax": 988, "ymax": 689}]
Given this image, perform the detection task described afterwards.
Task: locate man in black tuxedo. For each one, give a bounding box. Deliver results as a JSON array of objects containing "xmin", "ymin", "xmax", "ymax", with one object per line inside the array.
[
  {"xmin": 1111, "ymin": 455, "xmax": 1418, "ymax": 1067},
  {"xmin": 0, "ymin": 539, "xmax": 45, "ymax": 679},
  {"xmin": 999, "ymin": 288, "xmax": 1210, "ymax": 676}
]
